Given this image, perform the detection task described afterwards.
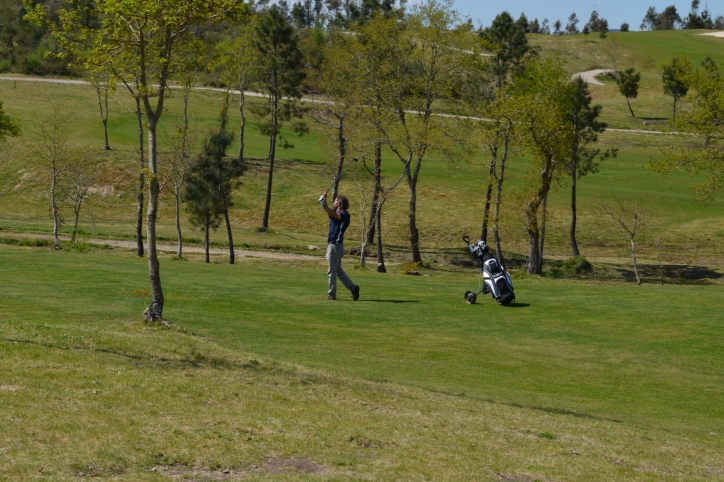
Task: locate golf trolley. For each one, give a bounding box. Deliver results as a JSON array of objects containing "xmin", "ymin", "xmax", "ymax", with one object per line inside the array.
[{"xmin": 462, "ymin": 236, "xmax": 515, "ymax": 306}]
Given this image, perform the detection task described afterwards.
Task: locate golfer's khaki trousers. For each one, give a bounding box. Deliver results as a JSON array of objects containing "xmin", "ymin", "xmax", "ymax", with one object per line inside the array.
[{"xmin": 326, "ymin": 243, "xmax": 355, "ymax": 299}]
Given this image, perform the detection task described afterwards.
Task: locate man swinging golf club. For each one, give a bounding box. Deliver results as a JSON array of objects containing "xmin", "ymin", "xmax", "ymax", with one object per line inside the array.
[{"xmin": 320, "ymin": 193, "xmax": 360, "ymax": 301}]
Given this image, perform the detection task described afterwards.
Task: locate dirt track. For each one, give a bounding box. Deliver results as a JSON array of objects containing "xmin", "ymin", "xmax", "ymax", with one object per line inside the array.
[{"xmin": 6, "ymin": 232, "xmax": 324, "ymax": 262}]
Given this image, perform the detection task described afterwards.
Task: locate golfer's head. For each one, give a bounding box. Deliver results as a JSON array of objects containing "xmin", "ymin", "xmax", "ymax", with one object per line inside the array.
[{"xmin": 335, "ymin": 196, "xmax": 349, "ymax": 211}]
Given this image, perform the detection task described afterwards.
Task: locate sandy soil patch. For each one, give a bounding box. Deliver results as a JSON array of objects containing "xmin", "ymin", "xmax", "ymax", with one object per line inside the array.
[
  {"xmin": 572, "ymin": 69, "xmax": 613, "ymax": 86},
  {"xmin": 700, "ymin": 31, "xmax": 724, "ymax": 38}
]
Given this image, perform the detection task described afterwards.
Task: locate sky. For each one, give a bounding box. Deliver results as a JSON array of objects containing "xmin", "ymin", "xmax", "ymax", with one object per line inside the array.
[{"xmin": 449, "ymin": 0, "xmax": 714, "ymax": 31}]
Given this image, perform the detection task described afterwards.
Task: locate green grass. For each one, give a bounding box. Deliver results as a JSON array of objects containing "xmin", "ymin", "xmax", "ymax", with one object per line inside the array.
[
  {"xmin": 1, "ymin": 70, "xmax": 723, "ymax": 274},
  {"xmin": 1, "ymin": 245, "xmax": 724, "ymax": 480}
]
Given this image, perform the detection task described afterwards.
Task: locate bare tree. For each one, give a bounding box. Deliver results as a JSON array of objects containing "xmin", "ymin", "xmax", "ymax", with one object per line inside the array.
[
  {"xmin": 86, "ymin": 70, "xmax": 114, "ymax": 151},
  {"xmin": 161, "ymin": 120, "xmax": 197, "ymax": 258},
  {"xmin": 601, "ymin": 199, "xmax": 646, "ymax": 285},
  {"xmin": 58, "ymin": 148, "xmax": 99, "ymax": 243},
  {"xmin": 24, "ymin": 104, "xmax": 71, "ymax": 247}
]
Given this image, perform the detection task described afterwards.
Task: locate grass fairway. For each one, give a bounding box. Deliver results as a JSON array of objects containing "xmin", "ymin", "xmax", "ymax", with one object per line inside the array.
[{"xmin": 2, "ymin": 245, "xmax": 723, "ymax": 480}]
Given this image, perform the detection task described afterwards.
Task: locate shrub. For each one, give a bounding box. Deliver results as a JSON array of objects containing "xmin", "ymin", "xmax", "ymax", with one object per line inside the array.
[
  {"xmin": 400, "ymin": 261, "xmax": 421, "ymax": 275},
  {"xmin": 0, "ymin": 59, "xmax": 12, "ymax": 73},
  {"xmin": 563, "ymin": 256, "xmax": 594, "ymax": 274}
]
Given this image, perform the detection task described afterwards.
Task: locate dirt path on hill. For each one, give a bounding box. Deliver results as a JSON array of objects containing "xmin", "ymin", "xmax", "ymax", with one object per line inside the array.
[
  {"xmin": 4, "ymin": 232, "xmax": 324, "ymax": 262},
  {"xmin": 0, "ymin": 74, "xmax": 673, "ymax": 136},
  {"xmin": 572, "ymin": 69, "xmax": 613, "ymax": 86}
]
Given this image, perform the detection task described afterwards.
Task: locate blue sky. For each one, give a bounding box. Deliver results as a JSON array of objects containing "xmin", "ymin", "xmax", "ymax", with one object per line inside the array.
[{"xmin": 450, "ymin": 0, "xmax": 716, "ymax": 31}]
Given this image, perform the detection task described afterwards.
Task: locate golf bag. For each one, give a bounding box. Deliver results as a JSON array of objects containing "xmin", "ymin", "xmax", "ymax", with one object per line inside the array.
[{"xmin": 462, "ymin": 236, "xmax": 515, "ymax": 306}]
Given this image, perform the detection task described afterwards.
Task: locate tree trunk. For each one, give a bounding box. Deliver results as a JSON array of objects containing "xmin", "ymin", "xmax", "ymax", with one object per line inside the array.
[
  {"xmin": 222, "ymin": 192, "xmax": 235, "ymax": 265},
  {"xmin": 631, "ymin": 237, "xmax": 641, "ymax": 285},
  {"xmin": 175, "ymin": 191, "xmax": 182, "ymax": 258},
  {"xmin": 407, "ymin": 156, "xmax": 422, "ymax": 264},
  {"xmin": 493, "ymin": 158, "xmax": 506, "ymax": 267},
  {"xmin": 238, "ymin": 80, "xmax": 246, "ymax": 163},
  {"xmin": 626, "ymin": 96, "xmax": 635, "ymax": 117},
  {"xmin": 97, "ymin": 87, "xmax": 111, "ymax": 151},
  {"xmin": 570, "ymin": 162, "xmax": 580, "ymax": 256},
  {"xmin": 367, "ymin": 142, "xmax": 381, "ymax": 245},
  {"xmin": 525, "ymin": 203, "xmax": 541, "ymax": 275},
  {"xmin": 332, "ymin": 114, "xmax": 345, "ymax": 201},
  {"xmin": 261, "ymin": 82, "xmax": 278, "ymax": 231},
  {"xmin": 72, "ymin": 201, "xmax": 81, "ymax": 243},
  {"xmin": 205, "ymin": 219, "xmax": 210, "ymax": 263},
  {"xmin": 673, "ymin": 96, "xmax": 677, "ymax": 120},
  {"xmin": 51, "ymin": 170, "xmax": 60, "ymax": 246},
  {"xmin": 376, "ymin": 205, "xmax": 386, "ymax": 273},
  {"xmin": 135, "ymin": 97, "xmax": 145, "ymax": 257},
  {"xmin": 143, "ymin": 121, "xmax": 164, "ymax": 322},
  {"xmin": 480, "ymin": 156, "xmax": 496, "ymax": 242},
  {"xmin": 538, "ymin": 193, "xmax": 548, "ymax": 273}
]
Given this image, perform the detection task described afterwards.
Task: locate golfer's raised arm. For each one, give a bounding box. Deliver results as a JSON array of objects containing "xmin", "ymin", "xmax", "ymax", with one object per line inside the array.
[{"xmin": 321, "ymin": 194, "xmax": 341, "ymax": 220}]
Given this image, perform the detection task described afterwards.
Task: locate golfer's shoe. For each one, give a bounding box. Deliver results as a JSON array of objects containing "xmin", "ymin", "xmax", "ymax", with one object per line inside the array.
[
  {"xmin": 351, "ymin": 285, "xmax": 360, "ymax": 301},
  {"xmin": 326, "ymin": 294, "xmax": 335, "ymax": 300}
]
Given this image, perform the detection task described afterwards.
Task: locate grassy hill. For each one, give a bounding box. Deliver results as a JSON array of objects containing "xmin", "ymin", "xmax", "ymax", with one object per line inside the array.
[
  {"xmin": 1, "ymin": 76, "xmax": 723, "ymax": 273},
  {"xmin": 1, "ymin": 246, "xmax": 723, "ymax": 480},
  {"xmin": 1, "ymin": 29, "xmax": 723, "ymax": 480}
]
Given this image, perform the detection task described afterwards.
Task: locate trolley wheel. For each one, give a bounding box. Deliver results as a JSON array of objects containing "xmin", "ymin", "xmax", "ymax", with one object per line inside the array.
[{"xmin": 465, "ymin": 291, "xmax": 477, "ymax": 304}]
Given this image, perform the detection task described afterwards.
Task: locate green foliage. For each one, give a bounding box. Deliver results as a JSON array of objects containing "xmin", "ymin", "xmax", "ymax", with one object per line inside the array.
[
  {"xmin": 562, "ymin": 255, "xmax": 594, "ymax": 274},
  {"xmin": 400, "ymin": 260, "xmax": 421, "ymax": 274},
  {"xmin": 479, "ymin": 11, "xmax": 531, "ymax": 89},
  {"xmin": 649, "ymin": 57, "xmax": 724, "ymax": 202},
  {"xmin": 661, "ymin": 55, "xmax": 693, "ymax": 119},
  {"xmin": 0, "ymin": 100, "xmax": 21, "ymax": 143},
  {"xmin": 616, "ymin": 67, "xmax": 641, "ymax": 117}
]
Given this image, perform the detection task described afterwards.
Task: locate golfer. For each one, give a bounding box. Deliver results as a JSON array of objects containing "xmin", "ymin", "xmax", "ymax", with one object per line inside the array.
[{"xmin": 320, "ymin": 193, "xmax": 360, "ymax": 301}]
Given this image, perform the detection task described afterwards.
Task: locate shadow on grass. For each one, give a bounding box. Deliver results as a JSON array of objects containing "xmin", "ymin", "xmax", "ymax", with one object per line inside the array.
[
  {"xmin": 504, "ymin": 302, "xmax": 530, "ymax": 308},
  {"xmin": 359, "ymin": 300, "xmax": 420, "ymax": 304},
  {"xmin": 614, "ymin": 264, "xmax": 724, "ymax": 285}
]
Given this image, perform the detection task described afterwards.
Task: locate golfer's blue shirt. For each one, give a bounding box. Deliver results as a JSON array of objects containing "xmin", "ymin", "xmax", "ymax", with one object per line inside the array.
[{"xmin": 328, "ymin": 211, "xmax": 350, "ymax": 244}]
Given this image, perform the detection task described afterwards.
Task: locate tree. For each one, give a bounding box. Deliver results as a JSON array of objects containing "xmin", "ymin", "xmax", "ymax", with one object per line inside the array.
[
  {"xmin": 0, "ymin": 100, "xmax": 21, "ymax": 162},
  {"xmin": 657, "ymin": 5, "xmax": 682, "ymax": 30},
  {"xmin": 183, "ymin": 154, "xmax": 225, "ymax": 264},
  {"xmin": 648, "ymin": 59, "xmax": 724, "ymax": 202},
  {"xmin": 553, "ymin": 19, "xmax": 562, "ymax": 35},
  {"xmin": 196, "ymin": 128, "xmax": 246, "ymax": 264},
  {"xmin": 616, "ymin": 67, "xmax": 640, "ymax": 117},
  {"xmin": 539, "ymin": 19, "xmax": 550, "ymax": 35},
  {"xmin": 480, "ymin": 11, "xmax": 531, "ymax": 90},
  {"xmin": 529, "ymin": 18, "xmax": 540, "ymax": 34},
  {"xmin": 586, "ymin": 9, "xmax": 609, "ymax": 33},
  {"xmin": 564, "ymin": 77, "xmax": 614, "ymax": 256},
  {"xmin": 30, "ymin": 0, "xmax": 249, "ymax": 321},
  {"xmin": 641, "ymin": 5, "xmax": 682, "ymax": 30},
  {"xmin": 24, "ymin": 104, "xmax": 70, "ymax": 247},
  {"xmin": 640, "ymin": 6, "xmax": 659, "ymax": 30},
  {"xmin": 620, "ymin": 22, "xmax": 630, "ymax": 32},
  {"xmin": 513, "ymin": 57, "xmax": 574, "ymax": 274},
  {"xmin": 379, "ymin": 0, "xmax": 472, "ymax": 263},
  {"xmin": 252, "ymin": 6, "xmax": 307, "ymax": 231},
  {"xmin": 661, "ymin": 56, "xmax": 693, "ymax": 119},
  {"xmin": 582, "ymin": 24, "xmax": 590, "ymax": 41},
  {"xmin": 161, "ymin": 121, "xmax": 197, "ymax": 259},
  {"xmin": 516, "ymin": 13, "xmax": 529, "ymax": 33},
  {"xmin": 58, "ymin": 148, "xmax": 99, "ymax": 243},
  {"xmin": 601, "ymin": 200, "xmax": 646, "ymax": 285},
  {"xmin": 600, "ymin": 34, "xmax": 622, "ymax": 74},
  {"xmin": 212, "ymin": 20, "xmax": 259, "ymax": 164},
  {"xmin": 565, "ymin": 13, "xmax": 579, "ymax": 34},
  {"xmin": 472, "ymin": 93, "xmax": 516, "ymax": 264},
  {"xmin": 85, "ymin": 69, "xmax": 113, "ymax": 151}
]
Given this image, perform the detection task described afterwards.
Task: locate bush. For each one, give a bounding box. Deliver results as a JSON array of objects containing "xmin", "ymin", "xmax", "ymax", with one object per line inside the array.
[
  {"xmin": 23, "ymin": 53, "xmax": 44, "ymax": 75},
  {"xmin": 562, "ymin": 256, "xmax": 594, "ymax": 274},
  {"xmin": 70, "ymin": 241, "xmax": 92, "ymax": 253},
  {"xmin": 400, "ymin": 261, "xmax": 421, "ymax": 275},
  {"xmin": 0, "ymin": 59, "xmax": 12, "ymax": 73}
]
